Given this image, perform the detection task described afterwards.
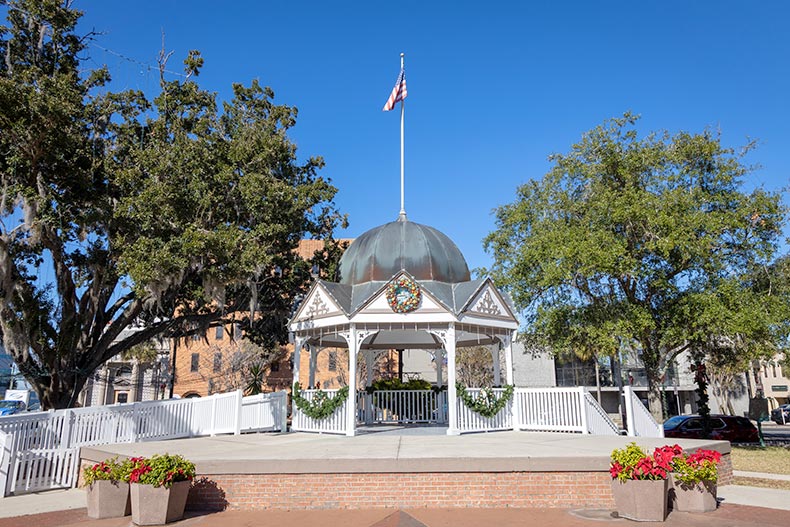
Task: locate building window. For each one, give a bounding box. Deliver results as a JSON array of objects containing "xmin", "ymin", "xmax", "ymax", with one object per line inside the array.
[
  {"xmin": 328, "ymin": 351, "xmax": 337, "ymax": 372},
  {"xmin": 271, "ymin": 361, "xmax": 280, "ymax": 372},
  {"xmin": 213, "ymin": 352, "xmax": 222, "ymax": 373},
  {"xmin": 215, "ymin": 326, "xmax": 224, "ymax": 340},
  {"xmin": 234, "ymin": 323, "xmax": 243, "ymax": 340},
  {"xmin": 190, "ymin": 353, "xmax": 200, "ymax": 373}
]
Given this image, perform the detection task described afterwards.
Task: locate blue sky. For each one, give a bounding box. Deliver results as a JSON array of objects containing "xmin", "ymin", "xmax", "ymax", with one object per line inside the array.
[{"xmin": 72, "ymin": 1, "xmax": 790, "ymax": 272}]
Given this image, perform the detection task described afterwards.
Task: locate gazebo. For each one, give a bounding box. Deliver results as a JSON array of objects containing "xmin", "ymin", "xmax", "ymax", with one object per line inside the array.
[{"xmin": 289, "ymin": 213, "xmax": 519, "ymax": 435}]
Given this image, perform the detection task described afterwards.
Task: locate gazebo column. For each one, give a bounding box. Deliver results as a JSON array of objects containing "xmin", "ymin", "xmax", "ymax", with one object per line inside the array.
[
  {"xmin": 491, "ymin": 345, "xmax": 501, "ymax": 387},
  {"xmin": 308, "ymin": 346, "xmax": 318, "ymax": 388},
  {"xmin": 434, "ymin": 349, "xmax": 443, "ymax": 388},
  {"xmin": 340, "ymin": 327, "xmax": 378, "ymax": 437},
  {"xmin": 503, "ymin": 332, "xmax": 515, "ymax": 385},
  {"xmin": 292, "ymin": 335, "xmax": 308, "ymax": 391},
  {"xmin": 445, "ymin": 324, "xmax": 459, "ymax": 435},
  {"xmin": 365, "ymin": 350, "xmax": 374, "ymax": 387}
]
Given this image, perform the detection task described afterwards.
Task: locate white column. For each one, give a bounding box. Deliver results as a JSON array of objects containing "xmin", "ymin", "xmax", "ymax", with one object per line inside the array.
[
  {"xmin": 504, "ymin": 332, "xmax": 515, "ymax": 385},
  {"xmin": 491, "ymin": 345, "xmax": 501, "ymax": 387},
  {"xmin": 308, "ymin": 347, "xmax": 317, "ymax": 388},
  {"xmin": 446, "ymin": 324, "xmax": 459, "ymax": 435},
  {"xmin": 346, "ymin": 325, "xmax": 358, "ymax": 436},
  {"xmin": 435, "ymin": 349, "xmax": 444, "ymax": 388},
  {"xmin": 365, "ymin": 350, "xmax": 374, "ymax": 387},
  {"xmin": 292, "ymin": 336, "xmax": 306, "ymax": 391}
]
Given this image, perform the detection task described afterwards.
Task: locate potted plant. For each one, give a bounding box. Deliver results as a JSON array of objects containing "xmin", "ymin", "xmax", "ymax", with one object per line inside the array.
[
  {"xmin": 129, "ymin": 454, "xmax": 196, "ymax": 525},
  {"xmin": 669, "ymin": 448, "xmax": 722, "ymax": 512},
  {"xmin": 610, "ymin": 442, "xmax": 672, "ymax": 522},
  {"xmin": 82, "ymin": 457, "xmax": 133, "ymax": 519}
]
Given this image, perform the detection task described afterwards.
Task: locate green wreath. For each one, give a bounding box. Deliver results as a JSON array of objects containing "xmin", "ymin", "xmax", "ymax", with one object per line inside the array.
[
  {"xmin": 386, "ymin": 276, "xmax": 421, "ymax": 313},
  {"xmin": 292, "ymin": 382, "xmax": 349, "ymax": 420},
  {"xmin": 456, "ymin": 382, "xmax": 514, "ymax": 418}
]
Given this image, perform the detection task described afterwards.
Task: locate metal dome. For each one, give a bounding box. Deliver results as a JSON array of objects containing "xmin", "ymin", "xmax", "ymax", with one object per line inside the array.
[{"xmin": 338, "ymin": 216, "xmax": 471, "ymax": 285}]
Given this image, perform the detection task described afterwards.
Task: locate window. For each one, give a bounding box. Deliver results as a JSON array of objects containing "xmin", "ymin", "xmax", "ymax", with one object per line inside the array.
[
  {"xmin": 328, "ymin": 351, "xmax": 337, "ymax": 372},
  {"xmin": 234, "ymin": 323, "xmax": 243, "ymax": 339},
  {"xmin": 215, "ymin": 326, "xmax": 224, "ymax": 340},
  {"xmin": 271, "ymin": 361, "xmax": 280, "ymax": 372},
  {"xmin": 114, "ymin": 366, "xmax": 133, "ymax": 382},
  {"xmin": 213, "ymin": 352, "xmax": 222, "ymax": 373},
  {"xmin": 190, "ymin": 353, "xmax": 200, "ymax": 373}
]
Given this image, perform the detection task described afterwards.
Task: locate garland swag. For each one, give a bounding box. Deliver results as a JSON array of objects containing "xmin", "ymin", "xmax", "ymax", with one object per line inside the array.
[
  {"xmin": 292, "ymin": 382, "xmax": 349, "ymax": 419},
  {"xmin": 455, "ymin": 382, "xmax": 515, "ymax": 418}
]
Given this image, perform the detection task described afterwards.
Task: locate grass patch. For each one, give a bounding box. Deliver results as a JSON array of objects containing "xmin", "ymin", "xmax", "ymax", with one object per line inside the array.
[
  {"xmin": 730, "ymin": 446, "xmax": 790, "ymax": 475},
  {"xmin": 732, "ymin": 476, "xmax": 790, "ymax": 491}
]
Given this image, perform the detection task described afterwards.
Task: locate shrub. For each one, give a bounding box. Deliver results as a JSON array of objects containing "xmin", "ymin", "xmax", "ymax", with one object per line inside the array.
[
  {"xmin": 82, "ymin": 457, "xmax": 130, "ymax": 486},
  {"xmin": 671, "ymin": 448, "xmax": 722, "ymax": 484}
]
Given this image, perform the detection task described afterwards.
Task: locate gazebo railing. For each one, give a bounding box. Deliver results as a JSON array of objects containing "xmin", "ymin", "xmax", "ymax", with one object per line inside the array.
[
  {"xmin": 514, "ymin": 387, "xmax": 586, "ymax": 433},
  {"xmin": 358, "ymin": 390, "xmax": 447, "ymax": 424},
  {"xmin": 291, "ymin": 389, "xmax": 348, "ymax": 435},
  {"xmin": 457, "ymin": 388, "xmax": 513, "ymax": 433}
]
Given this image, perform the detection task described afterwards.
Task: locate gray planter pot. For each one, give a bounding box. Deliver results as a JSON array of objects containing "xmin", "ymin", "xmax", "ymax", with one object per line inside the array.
[
  {"xmin": 86, "ymin": 479, "xmax": 131, "ymax": 519},
  {"xmin": 611, "ymin": 478, "xmax": 669, "ymax": 522},
  {"xmin": 670, "ymin": 475, "xmax": 717, "ymax": 513},
  {"xmin": 131, "ymin": 480, "xmax": 191, "ymax": 525}
]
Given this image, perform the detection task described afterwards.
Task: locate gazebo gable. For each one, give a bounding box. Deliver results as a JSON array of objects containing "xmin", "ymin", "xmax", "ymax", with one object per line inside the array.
[
  {"xmin": 352, "ymin": 271, "xmax": 453, "ymax": 318},
  {"xmin": 458, "ymin": 279, "xmax": 518, "ymax": 323},
  {"xmin": 291, "ymin": 281, "xmax": 348, "ymax": 325}
]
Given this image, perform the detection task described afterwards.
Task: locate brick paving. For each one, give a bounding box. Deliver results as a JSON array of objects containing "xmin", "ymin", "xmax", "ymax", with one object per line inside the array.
[{"xmin": 1, "ymin": 504, "xmax": 789, "ymax": 527}]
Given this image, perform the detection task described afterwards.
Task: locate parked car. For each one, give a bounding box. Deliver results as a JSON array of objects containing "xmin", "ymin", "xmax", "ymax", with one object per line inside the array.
[
  {"xmin": 771, "ymin": 404, "xmax": 790, "ymax": 425},
  {"xmin": 0, "ymin": 399, "xmax": 27, "ymax": 416},
  {"xmin": 663, "ymin": 414, "xmax": 759, "ymax": 443}
]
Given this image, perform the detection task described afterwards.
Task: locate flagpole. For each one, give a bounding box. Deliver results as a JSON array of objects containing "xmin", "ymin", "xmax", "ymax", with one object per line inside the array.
[{"xmin": 399, "ymin": 52, "xmax": 406, "ymax": 218}]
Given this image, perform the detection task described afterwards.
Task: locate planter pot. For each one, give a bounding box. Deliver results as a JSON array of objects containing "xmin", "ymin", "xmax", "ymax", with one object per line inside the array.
[
  {"xmin": 86, "ymin": 480, "xmax": 131, "ymax": 519},
  {"xmin": 131, "ymin": 480, "xmax": 191, "ymax": 525},
  {"xmin": 611, "ymin": 479, "xmax": 669, "ymax": 522},
  {"xmin": 670, "ymin": 475, "xmax": 717, "ymax": 513}
]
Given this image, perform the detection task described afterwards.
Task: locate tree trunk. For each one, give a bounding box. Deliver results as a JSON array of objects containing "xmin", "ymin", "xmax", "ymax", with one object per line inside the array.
[{"xmin": 642, "ymin": 348, "xmax": 664, "ymax": 421}]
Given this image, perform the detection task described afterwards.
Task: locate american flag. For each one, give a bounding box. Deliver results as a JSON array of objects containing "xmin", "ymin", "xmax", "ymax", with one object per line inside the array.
[{"xmin": 382, "ymin": 68, "xmax": 407, "ymax": 111}]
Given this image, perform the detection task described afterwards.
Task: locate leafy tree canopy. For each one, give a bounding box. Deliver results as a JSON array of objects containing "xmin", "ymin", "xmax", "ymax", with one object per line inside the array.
[
  {"xmin": 0, "ymin": 0, "xmax": 345, "ymax": 408},
  {"xmin": 485, "ymin": 113, "xmax": 786, "ymax": 417}
]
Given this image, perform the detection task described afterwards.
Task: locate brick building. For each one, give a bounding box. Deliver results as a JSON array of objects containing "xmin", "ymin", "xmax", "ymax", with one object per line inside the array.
[{"xmin": 171, "ymin": 239, "xmax": 353, "ymax": 398}]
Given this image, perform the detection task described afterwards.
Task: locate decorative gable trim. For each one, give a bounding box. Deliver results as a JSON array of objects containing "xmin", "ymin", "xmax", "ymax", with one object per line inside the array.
[
  {"xmin": 292, "ymin": 283, "xmax": 345, "ymax": 322},
  {"xmin": 461, "ymin": 280, "xmax": 517, "ymax": 322}
]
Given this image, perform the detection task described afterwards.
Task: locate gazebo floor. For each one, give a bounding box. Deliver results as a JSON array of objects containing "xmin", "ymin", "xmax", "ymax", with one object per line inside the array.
[{"xmin": 79, "ymin": 431, "xmax": 732, "ymax": 511}]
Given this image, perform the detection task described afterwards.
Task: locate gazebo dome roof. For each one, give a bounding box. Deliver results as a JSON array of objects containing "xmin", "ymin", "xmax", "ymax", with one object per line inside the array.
[{"xmin": 338, "ymin": 215, "xmax": 471, "ymax": 286}]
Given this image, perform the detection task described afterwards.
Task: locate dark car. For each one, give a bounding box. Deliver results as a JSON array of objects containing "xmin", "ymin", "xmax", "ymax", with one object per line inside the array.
[
  {"xmin": 771, "ymin": 404, "xmax": 790, "ymax": 425},
  {"xmin": 663, "ymin": 414, "xmax": 759, "ymax": 443}
]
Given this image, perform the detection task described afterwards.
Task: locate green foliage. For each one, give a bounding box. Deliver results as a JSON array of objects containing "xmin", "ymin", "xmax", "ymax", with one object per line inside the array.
[
  {"xmin": 610, "ymin": 443, "xmax": 649, "ymax": 482},
  {"xmin": 292, "ymin": 382, "xmax": 349, "ymax": 420},
  {"xmin": 244, "ymin": 362, "xmax": 265, "ymax": 395},
  {"xmin": 366, "ymin": 378, "xmax": 433, "ymax": 393},
  {"xmin": 82, "ymin": 457, "xmax": 130, "ymax": 486},
  {"xmin": 455, "ymin": 382, "xmax": 514, "ymax": 418},
  {"xmin": 671, "ymin": 456, "xmax": 719, "ymax": 485},
  {"xmin": 0, "ymin": 1, "xmax": 343, "ymax": 408},
  {"xmin": 485, "ymin": 113, "xmax": 786, "ymax": 418},
  {"xmin": 128, "ymin": 455, "xmax": 196, "ymax": 488}
]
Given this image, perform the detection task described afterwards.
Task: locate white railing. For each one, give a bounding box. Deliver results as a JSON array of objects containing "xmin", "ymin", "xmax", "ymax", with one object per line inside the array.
[
  {"xmin": 290, "ymin": 389, "xmax": 347, "ymax": 435},
  {"xmin": 624, "ymin": 386, "xmax": 664, "ymax": 437},
  {"xmin": 583, "ymin": 392, "xmax": 620, "ymax": 435},
  {"xmin": 359, "ymin": 390, "xmax": 447, "ymax": 424},
  {"xmin": 457, "ymin": 388, "xmax": 513, "ymax": 433},
  {"xmin": 514, "ymin": 387, "xmax": 586, "ymax": 433},
  {"xmin": 0, "ymin": 390, "xmax": 286, "ymax": 497}
]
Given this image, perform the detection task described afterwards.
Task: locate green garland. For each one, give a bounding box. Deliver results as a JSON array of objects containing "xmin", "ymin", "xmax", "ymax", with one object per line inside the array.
[
  {"xmin": 292, "ymin": 382, "xmax": 349, "ymax": 420},
  {"xmin": 456, "ymin": 383, "xmax": 514, "ymax": 418}
]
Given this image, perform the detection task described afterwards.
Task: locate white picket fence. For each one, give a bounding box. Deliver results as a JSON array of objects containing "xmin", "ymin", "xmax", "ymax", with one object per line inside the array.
[
  {"xmin": 0, "ymin": 390, "xmax": 287, "ymax": 497},
  {"xmin": 457, "ymin": 388, "xmax": 513, "ymax": 433},
  {"xmin": 290, "ymin": 389, "xmax": 348, "ymax": 434},
  {"xmin": 623, "ymin": 386, "xmax": 664, "ymax": 437}
]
